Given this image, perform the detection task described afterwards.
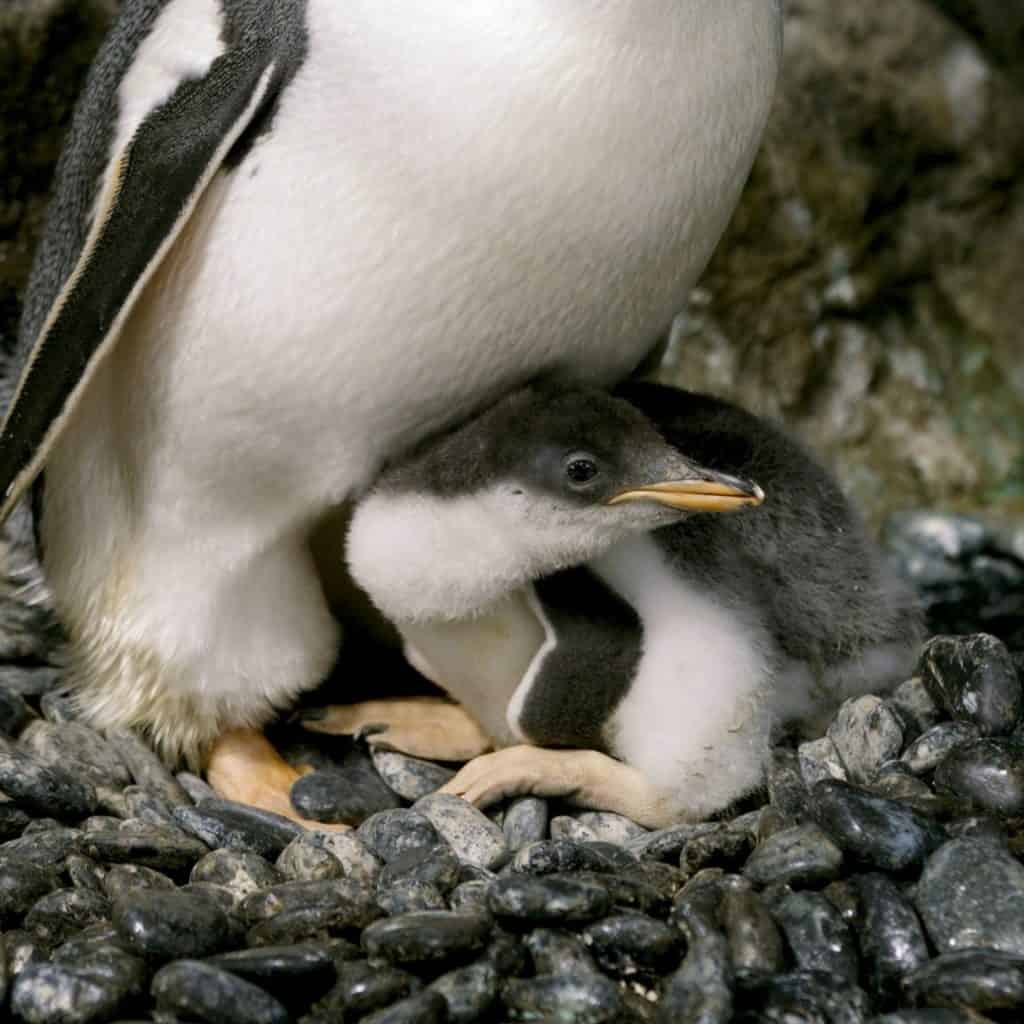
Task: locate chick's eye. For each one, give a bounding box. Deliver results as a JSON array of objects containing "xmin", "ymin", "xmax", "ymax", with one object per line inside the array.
[{"xmin": 566, "ymin": 457, "xmax": 599, "ymax": 485}]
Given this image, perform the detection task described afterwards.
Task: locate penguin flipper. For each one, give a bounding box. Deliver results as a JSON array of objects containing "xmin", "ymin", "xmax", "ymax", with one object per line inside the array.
[{"xmin": 0, "ymin": 40, "xmax": 279, "ymax": 522}]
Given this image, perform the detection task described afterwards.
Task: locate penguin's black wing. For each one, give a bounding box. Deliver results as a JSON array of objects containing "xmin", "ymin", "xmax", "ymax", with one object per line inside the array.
[{"xmin": 0, "ymin": 36, "xmax": 279, "ymax": 523}]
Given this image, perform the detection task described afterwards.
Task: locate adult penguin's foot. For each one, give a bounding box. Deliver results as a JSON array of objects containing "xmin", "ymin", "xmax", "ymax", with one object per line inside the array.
[
  {"xmin": 439, "ymin": 744, "xmax": 678, "ymax": 830},
  {"xmin": 205, "ymin": 727, "xmax": 350, "ymax": 831},
  {"xmin": 299, "ymin": 696, "xmax": 493, "ymax": 762}
]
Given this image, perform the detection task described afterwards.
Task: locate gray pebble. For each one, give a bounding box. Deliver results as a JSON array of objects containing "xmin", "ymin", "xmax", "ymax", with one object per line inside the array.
[
  {"xmin": 855, "ymin": 873, "xmax": 929, "ymax": 1001},
  {"xmin": 0, "ymin": 736, "xmax": 97, "ymax": 821},
  {"xmin": 379, "ymin": 842, "xmax": 462, "ymax": 894},
  {"xmin": 25, "ymin": 887, "xmax": 109, "ymax": 945},
  {"xmin": 901, "ymin": 721, "xmax": 980, "ymax": 775},
  {"xmin": 176, "ymin": 771, "xmax": 217, "ymax": 804},
  {"xmin": 502, "ymin": 797, "xmax": 549, "ymax": 852},
  {"xmin": 362, "ymin": 910, "xmax": 492, "ymax": 968},
  {"xmin": 2, "ymin": 826, "xmax": 82, "ymax": 869},
  {"xmin": 933, "ymin": 738, "xmax": 1024, "ymax": 816},
  {"xmin": 311, "ymin": 828, "xmax": 382, "ymax": 885},
  {"xmin": 79, "ymin": 822, "xmax": 209, "ymax": 876},
  {"xmin": 172, "ymin": 798, "xmax": 303, "ymax": 859},
  {"xmin": 357, "ymin": 809, "xmax": 441, "ymax": 864},
  {"xmin": 0, "ymin": 688, "xmax": 34, "ymax": 739},
  {"xmin": 241, "ymin": 877, "xmax": 378, "ymax": 930},
  {"xmin": 512, "ymin": 839, "xmax": 628, "ymax": 876},
  {"xmin": 525, "ymin": 927, "xmax": 599, "ymax": 974},
  {"xmin": 275, "ymin": 832, "xmax": 343, "ymax": 881},
  {"xmin": 414, "ymin": 793, "xmax": 508, "ymax": 870},
  {"xmin": 152, "ymin": 959, "xmax": 288, "ymax": 1024},
  {"xmin": 372, "ymin": 749, "xmax": 456, "ymax": 801},
  {"xmin": 190, "ymin": 848, "xmax": 283, "ymax": 902},
  {"xmin": 583, "ymin": 912, "xmax": 682, "ymax": 978},
  {"xmin": 11, "ymin": 956, "xmax": 146, "ymax": 1024},
  {"xmin": 742, "ymin": 823, "xmax": 843, "ymax": 888},
  {"xmin": 502, "ymin": 972, "xmax": 623, "ymax": 1024},
  {"xmin": 325, "ymin": 958, "xmax": 422, "ymax": 1018},
  {"xmin": 828, "ymin": 695, "xmax": 905, "ymax": 785},
  {"xmin": 888, "ymin": 677, "xmax": 944, "ymax": 741},
  {"xmin": 550, "ymin": 815, "xmax": 598, "ymax": 842},
  {"xmin": 65, "ymin": 854, "xmax": 105, "ymax": 894},
  {"xmin": 113, "ymin": 888, "xmax": 232, "ymax": 959},
  {"xmin": 488, "ymin": 875, "xmax": 610, "ymax": 925},
  {"xmin": 449, "ymin": 879, "xmax": 491, "ymax": 914},
  {"xmin": 361, "ymin": 989, "xmax": 448, "ymax": 1024},
  {"xmin": 799, "ymin": 736, "xmax": 848, "ymax": 787},
  {"xmin": 656, "ymin": 928, "xmax": 732, "ymax": 1024},
  {"xmin": 429, "ymin": 961, "xmax": 498, "ymax": 1023},
  {"xmin": 376, "ymin": 878, "xmax": 447, "ymax": 916},
  {"xmin": 720, "ymin": 886, "xmax": 785, "ymax": 981},
  {"xmin": 102, "ymin": 863, "xmax": 176, "ymax": 901},
  {"xmin": 772, "ymin": 890, "xmax": 859, "ymax": 983},
  {"xmin": 903, "ymin": 949, "xmax": 1024, "ymax": 1012},
  {"xmin": 108, "ymin": 732, "xmax": 189, "ymax": 805},
  {"xmin": 0, "ymin": 854, "xmax": 59, "ymax": 927}
]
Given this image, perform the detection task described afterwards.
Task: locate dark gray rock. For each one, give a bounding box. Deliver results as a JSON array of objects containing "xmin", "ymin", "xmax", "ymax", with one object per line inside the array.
[
  {"xmin": 902, "ymin": 949, "xmax": 1024, "ymax": 1012},
  {"xmin": 915, "ymin": 837, "xmax": 1024, "ymax": 956},
  {"xmin": 901, "ymin": 722, "xmax": 980, "ymax": 774},
  {"xmin": 11, "ymin": 956, "xmax": 146, "ymax": 1024},
  {"xmin": 888, "ymin": 677, "xmax": 944, "ymax": 741},
  {"xmin": 362, "ymin": 910, "xmax": 492, "ymax": 968},
  {"xmin": 502, "ymin": 972, "xmax": 623, "ymax": 1024},
  {"xmin": 205, "ymin": 943, "xmax": 336, "ymax": 1005},
  {"xmin": 920, "ymin": 634, "xmax": 1023, "ymax": 736},
  {"xmin": 799, "ymin": 736, "xmax": 848, "ymax": 787},
  {"xmin": 870, "ymin": 765, "xmax": 959, "ymax": 819},
  {"xmin": 720, "ymin": 886, "xmax": 786, "ymax": 981},
  {"xmin": 933, "ymin": 737, "xmax": 1024, "ymax": 815},
  {"xmin": 113, "ymin": 888, "xmax": 232, "ymax": 959},
  {"xmin": 488, "ymin": 875, "xmax": 611, "ymax": 925},
  {"xmin": 575, "ymin": 811, "xmax": 645, "ymax": 844},
  {"xmin": 766, "ymin": 748, "xmax": 812, "ymax": 824},
  {"xmin": 583, "ymin": 912, "xmax": 682, "ymax": 978},
  {"xmin": 0, "ymin": 854, "xmax": 58, "ymax": 927},
  {"xmin": 361, "ymin": 989, "xmax": 448, "ymax": 1024},
  {"xmin": 241, "ymin": 877, "xmax": 378, "ymax": 930},
  {"xmin": 511, "ymin": 839, "xmax": 628, "ymax": 876},
  {"xmin": 107, "ymin": 732, "xmax": 189, "ymax": 805},
  {"xmin": 0, "ymin": 668, "xmax": 63, "ymax": 702},
  {"xmin": 376, "ymin": 878, "xmax": 447, "ymax": 916},
  {"xmin": 121, "ymin": 786, "xmax": 175, "ymax": 826},
  {"xmin": 576, "ymin": 869, "xmax": 671, "ymax": 919},
  {"xmin": 275, "ymin": 833, "xmax": 342, "ymax": 881},
  {"xmin": 429, "ymin": 961, "xmax": 498, "ymax": 1023},
  {"xmin": 172, "ymin": 798, "xmax": 303, "ymax": 859},
  {"xmin": 152, "ymin": 959, "xmax": 289, "ymax": 1024},
  {"xmin": 190, "ymin": 848, "xmax": 283, "ymax": 902},
  {"xmin": 681, "ymin": 824, "xmax": 755, "ymax": 875},
  {"xmin": 772, "ymin": 890, "xmax": 859, "ymax": 983},
  {"xmin": 550, "ymin": 815, "xmax": 597, "ymax": 842},
  {"xmin": 414, "ymin": 794, "xmax": 508, "ymax": 870},
  {"xmin": 525, "ymin": 927, "xmax": 600, "ymax": 975},
  {"xmin": 0, "ymin": 736, "xmax": 97, "ymax": 820},
  {"xmin": 828, "ymin": 696, "xmax": 905, "ymax": 785},
  {"xmin": 176, "ymin": 771, "xmax": 217, "ymax": 804},
  {"xmin": 626, "ymin": 823, "xmax": 716, "ymax": 862},
  {"xmin": 812, "ymin": 780, "xmax": 946, "ymax": 871},
  {"xmin": 65, "ymin": 854, "xmax": 105, "ymax": 895},
  {"xmin": 379, "ymin": 843, "xmax": 462, "ymax": 895},
  {"xmin": 358, "ymin": 809, "xmax": 442, "ymax": 864},
  {"xmin": 449, "ymin": 880, "xmax": 490, "ymax": 914},
  {"xmin": 742, "ymin": 823, "xmax": 843, "ymax": 887},
  {"xmin": 656, "ymin": 929, "xmax": 732, "ymax": 1024},
  {"xmin": 312, "ymin": 829, "xmax": 382, "ymax": 885},
  {"xmin": 737, "ymin": 969, "xmax": 871, "ymax": 1023},
  {"xmin": 855, "ymin": 873, "xmax": 929, "ymax": 1000},
  {"xmin": 501, "ymin": 797, "xmax": 549, "ymax": 852},
  {"xmin": 79, "ymin": 823, "xmax": 209, "ymax": 876},
  {"xmin": 290, "ymin": 768, "xmax": 400, "ymax": 825},
  {"xmin": 325, "ymin": 958, "xmax": 422, "ymax": 1018},
  {"xmin": 0, "ymin": 804, "xmax": 30, "ymax": 842},
  {"xmin": 373, "ymin": 750, "xmax": 456, "ymax": 801},
  {"xmin": 24, "ymin": 887, "xmax": 110, "ymax": 945}
]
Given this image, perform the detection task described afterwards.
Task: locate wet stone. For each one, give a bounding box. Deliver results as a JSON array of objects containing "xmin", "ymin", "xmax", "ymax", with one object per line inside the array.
[
  {"xmin": 799, "ymin": 736, "xmax": 848, "ymax": 787},
  {"xmin": 376, "ymin": 878, "xmax": 448, "ymax": 916},
  {"xmin": 551, "ymin": 815, "xmax": 598, "ymax": 842},
  {"xmin": 481, "ymin": 932, "xmax": 529, "ymax": 978},
  {"xmin": 5, "ymin": 929, "xmax": 50, "ymax": 977},
  {"xmin": 855, "ymin": 873, "xmax": 929, "ymax": 1000},
  {"xmin": 0, "ymin": 736, "xmax": 97, "ymax": 821},
  {"xmin": 172, "ymin": 798, "xmax": 303, "ymax": 859},
  {"xmin": 657, "ymin": 929, "xmax": 733, "ymax": 1024},
  {"xmin": 737, "ymin": 969, "xmax": 871, "ymax": 1023},
  {"xmin": 901, "ymin": 722, "xmax": 980, "ymax": 775},
  {"xmin": 915, "ymin": 837, "xmax": 1024, "ymax": 956},
  {"xmin": 502, "ymin": 972, "xmax": 623, "ymax": 1024},
  {"xmin": 205, "ymin": 943, "xmax": 336, "ymax": 1005},
  {"xmin": 177, "ymin": 771, "xmax": 218, "ymax": 804},
  {"xmin": 512, "ymin": 839, "xmax": 626, "ymax": 876},
  {"xmin": 870, "ymin": 764, "xmax": 959, "ymax": 819},
  {"xmin": 24, "ymin": 722, "xmax": 132, "ymax": 794},
  {"xmin": 868, "ymin": 1011, "xmax": 986, "ymax": 1024},
  {"xmin": 113, "ymin": 887, "xmax": 232, "ymax": 959},
  {"xmin": 152, "ymin": 959, "xmax": 289, "ymax": 1024},
  {"xmin": 24, "ymin": 887, "xmax": 110, "ymax": 945},
  {"xmin": 65, "ymin": 854, "xmax": 105, "ymax": 894},
  {"xmin": 108, "ymin": 731, "xmax": 190, "ymax": 806},
  {"xmin": 326, "ymin": 958, "xmax": 422, "ymax": 1018},
  {"xmin": 0, "ymin": 854, "xmax": 59, "ymax": 926},
  {"xmin": 379, "ymin": 842, "xmax": 462, "ymax": 894},
  {"xmin": 811, "ymin": 780, "xmax": 946, "ymax": 871},
  {"xmin": 721, "ymin": 886, "xmax": 785, "ymax": 982},
  {"xmin": 122, "ymin": 785, "xmax": 175, "ymax": 825},
  {"xmin": 276, "ymin": 832, "xmax": 342, "ymax": 881},
  {"xmin": 772, "ymin": 890, "xmax": 859, "ymax": 983},
  {"xmin": 742, "ymin": 823, "xmax": 843, "ymax": 887},
  {"xmin": 358, "ymin": 809, "xmax": 441, "ymax": 864},
  {"xmin": 502, "ymin": 797, "xmax": 549, "ymax": 852},
  {"xmin": 933, "ymin": 738, "xmax": 1024, "ymax": 816},
  {"xmin": 241, "ymin": 877, "xmax": 378, "ymax": 930},
  {"xmin": 525, "ymin": 927, "xmax": 600, "ymax": 975},
  {"xmin": 312, "ymin": 829, "xmax": 382, "ymax": 885},
  {"xmin": 627, "ymin": 823, "xmax": 716, "ymax": 863},
  {"xmin": 190, "ymin": 848, "xmax": 283, "ymax": 902},
  {"xmin": 902, "ymin": 949, "xmax": 1024, "ymax": 1012},
  {"xmin": 583, "ymin": 912, "xmax": 682, "ymax": 978},
  {"xmin": 361, "ymin": 988, "xmax": 448, "ymax": 1024},
  {"xmin": 373, "ymin": 750, "xmax": 456, "ymax": 801},
  {"xmin": 0, "ymin": 804, "xmax": 30, "ymax": 841},
  {"xmin": 920, "ymin": 634, "xmax": 1023, "ymax": 736},
  {"xmin": 889, "ymin": 677, "xmax": 944, "ymax": 741},
  {"xmin": 429, "ymin": 961, "xmax": 497, "ymax": 1023},
  {"xmin": 50, "ymin": 923, "xmax": 121, "ymax": 962},
  {"xmin": 828, "ymin": 695, "xmax": 905, "ymax": 785},
  {"xmin": 577, "ymin": 869, "xmax": 670, "ymax": 919},
  {"xmin": 291, "ymin": 768, "xmax": 400, "ymax": 826},
  {"xmin": 362, "ymin": 910, "xmax": 492, "ymax": 969},
  {"xmin": 490, "ymin": 874, "xmax": 612, "ymax": 926},
  {"xmin": 79, "ymin": 823, "xmax": 209, "ymax": 876},
  {"xmin": 11, "ymin": 957, "xmax": 146, "ymax": 1024},
  {"xmin": 682, "ymin": 824, "xmax": 755, "ymax": 875},
  {"xmin": 414, "ymin": 793, "xmax": 508, "ymax": 870},
  {"xmin": 767, "ymin": 748, "xmax": 812, "ymax": 824}
]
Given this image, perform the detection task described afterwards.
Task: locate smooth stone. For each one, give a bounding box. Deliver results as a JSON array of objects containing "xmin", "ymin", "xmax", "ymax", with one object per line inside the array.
[
  {"xmin": 799, "ymin": 736, "xmax": 849, "ymax": 787},
  {"xmin": 177, "ymin": 771, "xmax": 218, "ymax": 804},
  {"xmin": 772, "ymin": 890, "xmax": 859, "ymax": 983},
  {"xmin": 574, "ymin": 811, "xmax": 646, "ymax": 844},
  {"xmin": 205, "ymin": 944, "xmax": 336, "ymax": 1004},
  {"xmin": 121, "ymin": 786, "xmax": 175, "ymax": 825},
  {"xmin": 414, "ymin": 794, "xmax": 508, "ymax": 870},
  {"xmin": 362, "ymin": 910, "xmax": 492, "ymax": 968},
  {"xmin": 720, "ymin": 886, "xmax": 785, "ymax": 981},
  {"xmin": 481, "ymin": 933, "xmax": 529, "ymax": 978},
  {"xmin": 107, "ymin": 732, "xmax": 189, "ymax": 805},
  {"xmin": 828, "ymin": 695, "xmax": 905, "ymax": 785},
  {"xmin": 0, "ymin": 804, "xmax": 30, "ymax": 841},
  {"xmin": 855, "ymin": 873, "xmax": 929, "ymax": 1000},
  {"xmin": 241, "ymin": 877, "xmax": 378, "ymax": 929},
  {"xmin": 23, "ymin": 722, "xmax": 132, "ymax": 794},
  {"xmin": 4, "ymin": 929, "xmax": 50, "ymax": 977},
  {"xmin": 525, "ymin": 928, "xmax": 600, "ymax": 975},
  {"xmin": 373, "ymin": 750, "xmax": 456, "ymax": 801},
  {"xmin": 449, "ymin": 880, "xmax": 491, "ymax": 914},
  {"xmin": 766, "ymin": 748, "xmax": 812, "ymax": 824},
  {"xmin": 583, "ymin": 912, "xmax": 682, "ymax": 978},
  {"xmin": 24, "ymin": 887, "xmax": 110, "ymax": 945},
  {"xmin": 889, "ymin": 677, "xmax": 944, "ymax": 741},
  {"xmin": 152, "ymin": 959, "xmax": 288, "ymax": 1024},
  {"xmin": 489, "ymin": 875, "xmax": 611, "ymax": 925},
  {"xmin": 512, "ymin": 839, "xmax": 627, "ymax": 876},
  {"xmin": 361, "ymin": 989, "xmax": 448, "ymax": 1024},
  {"xmin": 502, "ymin": 972, "xmax": 623, "ymax": 1024},
  {"xmin": 172, "ymin": 798, "xmax": 303, "ymax": 858},
  {"xmin": 903, "ymin": 949, "xmax": 1024, "ymax": 1011},
  {"xmin": 0, "ymin": 736, "xmax": 97, "ymax": 820},
  {"xmin": 656, "ymin": 929, "xmax": 732, "ymax": 1024},
  {"xmin": 10, "ymin": 957, "xmax": 146, "ymax": 1024},
  {"xmin": 933, "ymin": 738, "xmax": 1024, "ymax": 816},
  {"xmin": 80, "ymin": 823, "xmax": 209, "ymax": 876},
  {"xmin": 376, "ymin": 878, "xmax": 448, "ymax": 916},
  {"xmin": 811, "ymin": 780, "xmax": 946, "ymax": 871},
  {"xmin": 190, "ymin": 849, "xmax": 283, "ymax": 902},
  {"xmin": 626, "ymin": 823, "xmax": 717, "ymax": 862},
  {"xmin": 358, "ymin": 809, "xmax": 442, "ymax": 864},
  {"xmin": 742, "ymin": 823, "xmax": 843, "ymax": 887},
  {"xmin": 823, "ymin": 879, "xmax": 861, "ymax": 926},
  {"xmin": 550, "ymin": 815, "xmax": 598, "ymax": 842},
  {"xmin": 2, "ymin": 827, "xmax": 83, "ymax": 869},
  {"xmin": 0, "ymin": 854, "xmax": 59, "ymax": 926},
  {"xmin": 429, "ymin": 962, "xmax": 498, "ymax": 1023},
  {"xmin": 312, "ymin": 829, "xmax": 382, "ymax": 885},
  {"xmin": 681, "ymin": 824, "xmax": 755, "ymax": 875},
  {"xmin": 576, "ymin": 869, "xmax": 670, "ymax": 919},
  {"xmin": 870, "ymin": 766, "xmax": 959, "ymax": 819},
  {"xmin": 291, "ymin": 768, "xmax": 399, "ymax": 825},
  {"xmin": 670, "ymin": 870, "xmax": 728, "ymax": 944},
  {"xmin": 326, "ymin": 958, "xmax": 422, "ymax": 1017},
  {"xmin": 920, "ymin": 634, "xmax": 1023, "ymax": 736},
  {"xmin": 915, "ymin": 837, "xmax": 1024, "ymax": 956},
  {"xmin": 113, "ymin": 888, "xmax": 231, "ymax": 959},
  {"xmin": 379, "ymin": 842, "xmax": 462, "ymax": 894},
  {"xmin": 65, "ymin": 854, "xmax": 105, "ymax": 895},
  {"xmin": 50, "ymin": 923, "xmax": 121, "ymax": 962},
  {"xmin": 0, "ymin": 688, "xmax": 33, "ymax": 738},
  {"xmin": 738, "ymin": 970, "xmax": 871, "ymax": 1023},
  {"xmin": 179, "ymin": 881, "xmax": 244, "ymax": 921},
  {"xmin": 502, "ymin": 797, "xmax": 549, "ymax": 852},
  {"xmin": 275, "ymin": 833, "xmax": 342, "ymax": 881},
  {"xmin": 869, "ymin": 1012, "xmax": 990, "ymax": 1024},
  {"xmin": 901, "ymin": 722, "xmax": 980, "ymax": 774}
]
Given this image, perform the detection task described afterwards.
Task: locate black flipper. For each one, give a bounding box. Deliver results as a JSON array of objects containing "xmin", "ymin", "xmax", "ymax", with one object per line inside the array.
[{"xmin": 0, "ymin": 38, "xmax": 278, "ymax": 522}]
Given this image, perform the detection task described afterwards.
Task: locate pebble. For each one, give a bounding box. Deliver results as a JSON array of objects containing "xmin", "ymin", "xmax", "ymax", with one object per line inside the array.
[
  {"xmin": 488, "ymin": 875, "xmax": 611, "ymax": 925},
  {"xmin": 799, "ymin": 735, "xmax": 849, "ymax": 787},
  {"xmin": 920, "ymin": 634, "xmax": 1023, "ymax": 736},
  {"xmin": 855, "ymin": 873, "xmax": 929, "ymax": 1000},
  {"xmin": 583, "ymin": 912, "xmax": 682, "ymax": 978},
  {"xmin": 502, "ymin": 972, "xmax": 624, "ymax": 1024},
  {"xmin": 811, "ymin": 780, "xmax": 946, "ymax": 871},
  {"xmin": 900, "ymin": 722, "xmax": 980, "ymax": 774},
  {"xmin": 313, "ymin": 829, "xmax": 382, "ymax": 885},
  {"xmin": 0, "ymin": 666, "xmax": 63, "ymax": 701},
  {"xmin": 79, "ymin": 822, "xmax": 209, "ymax": 876},
  {"xmin": 190, "ymin": 848, "xmax": 283, "ymax": 902},
  {"xmin": 551, "ymin": 815, "xmax": 598, "ymax": 842},
  {"xmin": 39, "ymin": 690, "xmax": 77, "ymax": 725},
  {"xmin": 362, "ymin": 910, "xmax": 492, "ymax": 968},
  {"xmin": 902, "ymin": 949, "xmax": 1024, "ymax": 1011},
  {"xmin": 502, "ymin": 797, "xmax": 549, "ymax": 852},
  {"xmin": 275, "ymin": 832, "xmax": 343, "ymax": 881},
  {"xmin": 870, "ymin": 765, "xmax": 958, "ymax": 818},
  {"xmin": 657, "ymin": 928, "xmax": 732, "ymax": 1024},
  {"xmin": 0, "ymin": 854, "xmax": 58, "ymax": 927},
  {"xmin": 579, "ymin": 869, "xmax": 671, "ymax": 918},
  {"xmin": 24, "ymin": 887, "xmax": 110, "ymax": 945},
  {"xmin": 205, "ymin": 943, "xmax": 336, "ymax": 1004},
  {"xmin": 772, "ymin": 890, "xmax": 859, "ymax": 983},
  {"xmin": 108, "ymin": 731, "xmax": 190, "ymax": 805},
  {"xmin": 290, "ymin": 757, "xmax": 402, "ymax": 825},
  {"xmin": 915, "ymin": 837, "xmax": 1024, "ymax": 956},
  {"xmin": 429, "ymin": 961, "xmax": 498, "ymax": 1023},
  {"xmin": 742, "ymin": 823, "xmax": 843, "ymax": 887},
  {"xmin": 933, "ymin": 738, "xmax": 1024, "ymax": 816},
  {"xmin": 627, "ymin": 823, "xmax": 715, "ymax": 862},
  {"xmin": 889, "ymin": 677, "xmax": 944, "ymax": 741},
  {"xmin": 23, "ymin": 722, "xmax": 132, "ymax": 796},
  {"xmin": 766, "ymin": 748, "xmax": 811, "ymax": 824},
  {"xmin": 575, "ymin": 811, "xmax": 646, "ymax": 844},
  {"xmin": 357, "ymin": 809, "xmax": 441, "ymax": 864},
  {"xmin": 361, "ymin": 989, "xmax": 448, "ymax": 1024},
  {"xmin": 177, "ymin": 770, "xmax": 218, "ymax": 804},
  {"xmin": 525, "ymin": 927, "xmax": 600, "ymax": 974},
  {"xmin": 65, "ymin": 853, "xmax": 105, "ymax": 894},
  {"xmin": 0, "ymin": 736, "xmax": 97, "ymax": 820},
  {"xmin": 414, "ymin": 794, "xmax": 508, "ymax": 870},
  {"xmin": 0, "ymin": 804, "xmax": 30, "ymax": 841},
  {"xmin": 113, "ymin": 887, "xmax": 232, "ymax": 959},
  {"xmin": 151, "ymin": 959, "xmax": 289, "ymax": 1024},
  {"xmin": 241, "ymin": 878, "xmax": 378, "ymax": 930},
  {"xmin": 739, "ymin": 969, "xmax": 871, "ymax": 1022},
  {"xmin": 10, "ymin": 956, "xmax": 146, "ymax": 1024},
  {"xmin": 828, "ymin": 695, "xmax": 905, "ymax": 785},
  {"xmin": 172, "ymin": 798, "xmax": 303, "ymax": 859},
  {"xmin": 720, "ymin": 886, "xmax": 785, "ymax": 981},
  {"xmin": 377, "ymin": 878, "xmax": 448, "ymax": 916},
  {"xmin": 372, "ymin": 749, "xmax": 456, "ymax": 801},
  {"xmin": 682, "ymin": 824, "xmax": 755, "ymax": 875},
  {"xmin": 325, "ymin": 958, "xmax": 422, "ymax": 1017},
  {"xmin": 512, "ymin": 839, "xmax": 626, "ymax": 876}
]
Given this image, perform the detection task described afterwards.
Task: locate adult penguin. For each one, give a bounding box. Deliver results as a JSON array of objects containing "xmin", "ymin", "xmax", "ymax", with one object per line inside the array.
[{"xmin": 0, "ymin": 0, "xmax": 783, "ymax": 818}]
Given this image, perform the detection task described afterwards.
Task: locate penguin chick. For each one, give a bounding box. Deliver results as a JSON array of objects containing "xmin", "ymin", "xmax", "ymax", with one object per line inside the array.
[{"xmin": 347, "ymin": 382, "xmax": 923, "ymax": 826}]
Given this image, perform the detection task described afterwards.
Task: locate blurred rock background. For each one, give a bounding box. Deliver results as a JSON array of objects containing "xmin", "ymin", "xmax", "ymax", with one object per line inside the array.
[{"xmin": 0, "ymin": 0, "xmax": 1021, "ymax": 537}]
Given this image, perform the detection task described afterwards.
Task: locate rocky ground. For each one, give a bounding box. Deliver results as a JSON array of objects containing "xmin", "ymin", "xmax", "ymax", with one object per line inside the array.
[{"xmin": 0, "ymin": 513, "xmax": 1019, "ymax": 1022}]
